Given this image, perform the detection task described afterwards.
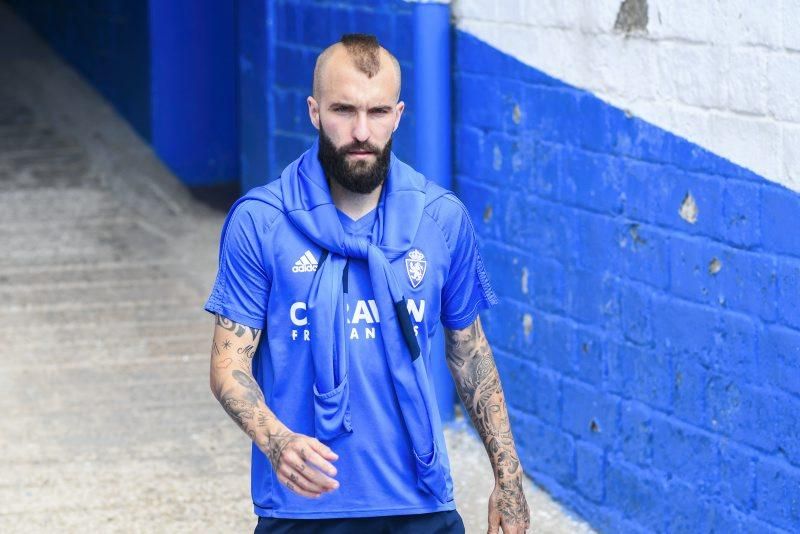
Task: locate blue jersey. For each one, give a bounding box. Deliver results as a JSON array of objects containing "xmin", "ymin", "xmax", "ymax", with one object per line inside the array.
[{"xmin": 204, "ymin": 178, "xmax": 497, "ymax": 519}]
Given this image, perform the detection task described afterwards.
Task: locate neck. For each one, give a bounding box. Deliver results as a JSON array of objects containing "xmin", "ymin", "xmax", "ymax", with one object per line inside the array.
[{"xmin": 328, "ymin": 177, "xmax": 383, "ymax": 220}]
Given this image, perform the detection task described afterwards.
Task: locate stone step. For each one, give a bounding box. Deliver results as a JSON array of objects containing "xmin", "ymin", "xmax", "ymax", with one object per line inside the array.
[
  {"xmin": 0, "ymin": 321, "xmax": 213, "ymax": 361},
  {"xmin": 2, "ymin": 375, "xmax": 210, "ymax": 416},
  {"xmin": 0, "ymin": 188, "xmax": 122, "ymax": 223},
  {"xmin": 0, "ymin": 217, "xmax": 169, "ymax": 267},
  {"xmin": 0, "ymin": 411, "xmax": 246, "ymax": 465},
  {"xmin": 0, "ymin": 465, "xmax": 248, "ymax": 516},
  {"xmin": 0, "ymin": 128, "xmax": 78, "ymax": 154},
  {"xmin": 0, "ymin": 334, "xmax": 210, "ymax": 364},
  {"xmin": 0, "ymin": 259, "xmax": 183, "ymax": 287},
  {"xmin": 0, "ymin": 503, "xmax": 253, "ymax": 534},
  {"xmin": 0, "ymin": 276, "xmax": 201, "ymax": 309}
]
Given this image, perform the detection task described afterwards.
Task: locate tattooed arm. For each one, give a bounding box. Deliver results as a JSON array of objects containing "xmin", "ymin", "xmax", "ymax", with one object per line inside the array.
[
  {"xmin": 209, "ymin": 314, "xmax": 339, "ymax": 498},
  {"xmin": 445, "ymin": 316, "xmax": 530, "ymax": 534}
]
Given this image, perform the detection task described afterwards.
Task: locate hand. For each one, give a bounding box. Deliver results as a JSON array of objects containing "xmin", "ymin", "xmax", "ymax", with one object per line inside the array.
[
  {"xmin": 488, "ymin": 474, "xmax": 530, "ymax": 533},
  {"xmin": 266, "ymin": 429, "xmax": 340, "ymax": 499}
]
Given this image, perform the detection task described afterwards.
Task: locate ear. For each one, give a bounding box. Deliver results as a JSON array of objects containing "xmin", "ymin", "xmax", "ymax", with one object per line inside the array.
[
  {"xmin": 393, "ymin": 101, "xmax": 405, "ymax": 132},
  {"xmin": 307, "ymin": 96, "xmax": 320, "ymax": 130}
]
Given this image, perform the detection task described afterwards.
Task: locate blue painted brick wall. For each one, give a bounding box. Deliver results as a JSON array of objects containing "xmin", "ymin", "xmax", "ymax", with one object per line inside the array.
[{"xmin": 454, "ymin": 30, "xmax": 800, "ymax": 533}]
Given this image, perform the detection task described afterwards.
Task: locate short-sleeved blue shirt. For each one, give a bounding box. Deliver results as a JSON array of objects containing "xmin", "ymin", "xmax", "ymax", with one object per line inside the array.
[{"xmin": 204, "ymin": 178, "xmax": 497, "ymax": 519}]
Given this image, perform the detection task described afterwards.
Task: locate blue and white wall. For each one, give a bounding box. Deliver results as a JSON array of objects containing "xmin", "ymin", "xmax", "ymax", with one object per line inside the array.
[{"xmin": 452, "ymin": 1, "xmax": 800, "ymax": 532}]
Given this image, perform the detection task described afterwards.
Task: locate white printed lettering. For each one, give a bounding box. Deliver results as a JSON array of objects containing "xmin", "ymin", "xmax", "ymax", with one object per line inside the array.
[
  {"xmin": 290, "ymin": 302, "xmax": 307, "ymax": 326},
  {"xmin": 352, "ymin": 300, "xmax": 373, "ymax": 324},
  {"xmin": 407, "ymin": 299, "xmax": 425, "ymax": 323}
]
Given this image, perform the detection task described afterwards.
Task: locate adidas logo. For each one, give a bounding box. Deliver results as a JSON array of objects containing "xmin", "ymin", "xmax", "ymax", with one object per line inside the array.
[{"xmin": 292, "ymin": 250, "xmax": 319, "ymax": 273}]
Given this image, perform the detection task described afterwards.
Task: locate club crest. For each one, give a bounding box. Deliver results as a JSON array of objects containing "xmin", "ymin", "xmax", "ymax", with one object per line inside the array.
[{"xmin": 405, "ymin": 248, "xmax": 426, "ymax": 288}]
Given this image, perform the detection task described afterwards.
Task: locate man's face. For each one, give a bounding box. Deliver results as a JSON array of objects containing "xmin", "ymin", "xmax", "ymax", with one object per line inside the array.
[
  {"xmin": 308, "ymin": 49, "xmax": 404, "ymax": 194},
  {"xmin": 317, "ymin": 121, "xmax": 392, "ymax": 195}
]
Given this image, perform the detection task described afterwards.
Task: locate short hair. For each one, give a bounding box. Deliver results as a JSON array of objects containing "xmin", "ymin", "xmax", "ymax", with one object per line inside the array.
[{"xmin": 312, "ymin": 33, "xmax": 401, "ymax": 102}]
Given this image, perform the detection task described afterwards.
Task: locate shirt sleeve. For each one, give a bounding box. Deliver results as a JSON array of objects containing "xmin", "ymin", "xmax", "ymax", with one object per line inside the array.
[
  {"xmin": 440, "ymin": 194, "xmax": 499, "ymax": 330},
  {"xmin": 203, "ymin": 200, "xmax": 271, "ymax": 329}
]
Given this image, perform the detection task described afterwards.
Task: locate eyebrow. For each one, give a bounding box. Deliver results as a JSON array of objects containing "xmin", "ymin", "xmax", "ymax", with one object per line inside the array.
[{"xmin": 328, "ymin": 102, "xmax": 392, "ymax": 112}]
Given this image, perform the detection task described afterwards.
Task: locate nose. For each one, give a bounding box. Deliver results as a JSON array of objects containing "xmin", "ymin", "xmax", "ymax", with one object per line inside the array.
[{"xmin": 352, "ymin": 111, "xmax": 370, "ymax": 144}]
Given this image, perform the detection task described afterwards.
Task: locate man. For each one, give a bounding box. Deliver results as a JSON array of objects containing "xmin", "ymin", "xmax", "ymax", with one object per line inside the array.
[{"xmin": 205, "ymin": 33, "xmax": 530, "ymax": 533}]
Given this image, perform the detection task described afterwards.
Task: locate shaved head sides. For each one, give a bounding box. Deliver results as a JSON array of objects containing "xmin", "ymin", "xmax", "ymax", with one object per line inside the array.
[{"xmin": 312, "ymin": 33, "xmax": 402, "ymax": 102}]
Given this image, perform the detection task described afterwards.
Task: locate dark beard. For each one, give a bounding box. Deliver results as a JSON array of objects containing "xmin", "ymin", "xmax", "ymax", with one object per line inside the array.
[{"xmin": 317, "ymin": 124, "xmax": 392, "ymax": 195}]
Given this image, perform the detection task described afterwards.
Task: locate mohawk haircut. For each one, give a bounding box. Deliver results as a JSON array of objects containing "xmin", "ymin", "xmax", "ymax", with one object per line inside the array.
[
  {"xmin": 340, "ymin": 33, "xmax": 381, "ymax": 78},
  {"xmin": 312, "ymin": 33, "xmax": 402, "ymax": 101}
]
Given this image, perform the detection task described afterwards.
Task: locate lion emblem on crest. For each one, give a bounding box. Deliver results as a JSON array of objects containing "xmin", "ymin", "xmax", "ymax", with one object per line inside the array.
[{"xmin": 405, "ymin": 248, "xmax": 426, "ymax": 288}]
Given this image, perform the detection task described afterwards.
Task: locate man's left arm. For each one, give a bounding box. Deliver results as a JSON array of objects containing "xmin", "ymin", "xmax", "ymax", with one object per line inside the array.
[{"xmin": 445, "ymin": 315, "xmax": 530, "ymax": 534}]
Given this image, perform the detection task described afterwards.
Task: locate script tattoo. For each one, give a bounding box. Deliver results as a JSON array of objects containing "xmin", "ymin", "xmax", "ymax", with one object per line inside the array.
[
  {"xmin": 236, "ymin": 344, "xmax": 256, "ymax": 367},
  {"xmin": 216, "ymin": 314, "xmax": 261, "ymax": 340},
  {"xmin": 445, "ymin": 316, "xmax": 530, "ymax": 528}
]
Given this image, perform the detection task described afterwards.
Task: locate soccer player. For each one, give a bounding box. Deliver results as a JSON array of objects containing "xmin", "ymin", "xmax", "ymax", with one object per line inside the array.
[{"xmin": 205, "ymin": 33, "xmax": 530, "ymax": 534}]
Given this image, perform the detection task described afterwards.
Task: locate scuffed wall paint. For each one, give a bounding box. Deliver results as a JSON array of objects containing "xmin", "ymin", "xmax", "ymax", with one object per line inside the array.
[
  {"xmin": 454, "ymin": 27, "xmax": 800, "ymax": 533},
  {"xmin": 453, "ymin": 0, "xmax": 800, "ymax": 192}
]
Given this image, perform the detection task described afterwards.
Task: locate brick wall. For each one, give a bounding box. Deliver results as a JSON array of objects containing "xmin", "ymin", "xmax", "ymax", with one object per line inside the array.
[
  {"xmin": 452, "ymin": 16, "xmax": 800, "ymax": 534},
  {"xmin": 454, "ymin": 0, "xmax": 800, "ymax": 192}
]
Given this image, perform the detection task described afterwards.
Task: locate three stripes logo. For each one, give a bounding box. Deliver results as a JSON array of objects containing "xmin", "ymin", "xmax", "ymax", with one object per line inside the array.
[{"xmin": 292, "ymin": 250, "xmax": 319, "ymax": 273}]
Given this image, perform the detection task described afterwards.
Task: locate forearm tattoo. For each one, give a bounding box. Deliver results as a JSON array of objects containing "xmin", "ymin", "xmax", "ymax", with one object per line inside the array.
[
  {"xmin": 445, "ymin": 316, "xmax": 530, "ymax": 524},
  {"xmin": 212, "ymin": 315, "xmax": 276, "ymax": 455}
]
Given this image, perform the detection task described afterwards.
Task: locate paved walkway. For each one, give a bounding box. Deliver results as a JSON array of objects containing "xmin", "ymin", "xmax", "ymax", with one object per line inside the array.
[{"xmin": 0, "ymin": 5, "xmax": 595, "ymax": 533}]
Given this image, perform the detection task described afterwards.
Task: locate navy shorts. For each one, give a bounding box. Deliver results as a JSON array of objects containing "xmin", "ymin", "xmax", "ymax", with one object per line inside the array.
[{"xmin": 254, "ymin": 510, "xmax": 465, "ymax": 534}]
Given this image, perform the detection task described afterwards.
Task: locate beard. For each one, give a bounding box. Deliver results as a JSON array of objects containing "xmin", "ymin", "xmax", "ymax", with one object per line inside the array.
[{"xmin": 317, "ymin": 124, "xmax": 392, "ymax": 195}]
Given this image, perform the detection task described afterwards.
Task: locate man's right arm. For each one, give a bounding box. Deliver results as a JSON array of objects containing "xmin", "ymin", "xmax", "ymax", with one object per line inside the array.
[{"xmin": 209, "ymin": 313, "xmax": 340, "ymax": 498}]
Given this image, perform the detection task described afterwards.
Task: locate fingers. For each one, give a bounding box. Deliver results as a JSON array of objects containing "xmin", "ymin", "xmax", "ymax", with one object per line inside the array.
[
  {"xmin": 289, "ymin": 450, "xmax": 339, "ymax": 491},
  {"xmin": 310, "ymin": 437, "xmax": 339, "ymax": 462},
  {"xmin": 272, "ymin": 433, "xmax": 340, "ymax": 498},
  {"xmin": 303, "ymin": 443, "xmax": 339, "ymax": 478},
  {"xmin": 277, "ymin": 469, "xmax": 322, "ymax": 499}
]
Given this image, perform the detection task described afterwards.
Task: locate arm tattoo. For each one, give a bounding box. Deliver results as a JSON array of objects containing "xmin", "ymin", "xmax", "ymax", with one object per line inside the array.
[
  {"xmin": 232, "ymin": 369, "xmax": 265, "ymax": 403},
  {"xmin": 236, "ymin": 344, "xmax": 256, "ymax": 367},
  {"xmin": 216, "ymin": 314, "xmax": 261, "ymax": 340},
  {"xmin": 445, "ymin": 316, "xmax": 530, "ymax": 525},
  {"xmin": 212, "ymin": 316, "xmax": 278, "ymax": 458}
]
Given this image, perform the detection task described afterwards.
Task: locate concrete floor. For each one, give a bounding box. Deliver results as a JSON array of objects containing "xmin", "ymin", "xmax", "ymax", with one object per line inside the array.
[{"xmin": 0, "ymin": 4, "xmax": 596, "ymax": 533}]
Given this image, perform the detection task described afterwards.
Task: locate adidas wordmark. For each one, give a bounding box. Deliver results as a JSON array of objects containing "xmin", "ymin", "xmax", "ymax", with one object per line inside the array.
[{"xmin": 292, "ymin": 250, "xmax": 318, "ymax": 273}]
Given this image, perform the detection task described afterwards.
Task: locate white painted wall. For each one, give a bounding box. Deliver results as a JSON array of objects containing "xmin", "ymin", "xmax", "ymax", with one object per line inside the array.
[{"xmin": 452, "ymin": 0, "xmax": 800, "ymax": 192}]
